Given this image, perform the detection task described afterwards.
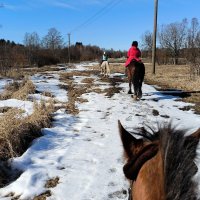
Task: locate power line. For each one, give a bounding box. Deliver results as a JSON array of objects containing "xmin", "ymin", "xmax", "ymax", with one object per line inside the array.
[
  {"xmin": 0, "ymin": 3, "xmax": 4, "ymax": 28},
  {"xmin": 70, "ymin": 0, "xmax": 121, "ymax": 33}
]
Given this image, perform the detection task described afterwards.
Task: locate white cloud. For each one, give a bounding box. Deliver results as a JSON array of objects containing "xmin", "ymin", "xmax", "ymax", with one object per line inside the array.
[{"xmin": 51, "ymin": 1, "xmax": 76, "ymax": 9}]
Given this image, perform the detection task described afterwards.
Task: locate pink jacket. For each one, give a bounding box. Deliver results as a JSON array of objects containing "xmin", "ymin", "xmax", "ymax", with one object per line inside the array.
[{"xmin": 125, "ymin": 46, "xmax": 141, "ymax": 67}]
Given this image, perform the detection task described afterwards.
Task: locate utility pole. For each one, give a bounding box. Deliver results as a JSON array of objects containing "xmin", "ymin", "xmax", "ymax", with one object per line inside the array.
[
  {"xmin": 152, "ymin": 0, "xmax": 158, "ymax": 74},
  {"xmin": 68, "ymin": 33, "xmax": 71, "ymax": 65}
]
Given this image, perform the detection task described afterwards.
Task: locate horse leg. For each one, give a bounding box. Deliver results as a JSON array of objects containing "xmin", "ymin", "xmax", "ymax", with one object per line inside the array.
[
  {"xmin": 138, "ymin": 64, "xmax": 145, "ymax": 99},
  {"xmin": 101, "ymin": 62, "xmax": 106, "ymax": 77},
  {"xmin": 106, "ymin": 62, "xmax": 110, "ymax": 76},
  {"xmin": 127, "ymin": 68, "xmax": 133, "ymax": 94},
  {"xmin": 133, "ymin": 75, "xmax": 140, "ymax": 100},
  {"xmin": 128, "ymin": 80, "xmax": 133, "ymax": 94},
  {"xmin": 100, "ymin": 63, "xmax": 104, "ymax": 75},
  {"xmin": 138, "ymin": 80, "xmax": 142, "ymax": 99}
]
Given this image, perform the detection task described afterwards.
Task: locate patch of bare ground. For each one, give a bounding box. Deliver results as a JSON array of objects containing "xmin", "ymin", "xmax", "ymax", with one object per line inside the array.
[
  {"xmin": 24, "ymin": 65, "xmax": 63, "ymax": 74},
  {"xmin": 144, "ymin": 63, "xmax": 200, "ymax": 114},
  {"xmin": 41, "ymin": 91, "xmax": 54, "ymax": 98},
  {"xmin": 5, "ymin": 192, "xmax": 21, "ymax": 200},
  {"xmin": 45, "ymin": 177, "xmax": 59, "ymax": 188},
  {"xmin": 60, "ymin": 74, "xmax": 88, "ymax": 115},
  {"xmin": 0, "ymin": 106, "xmax": 12, "ymax": 113},
  {"xmin": 60, "ymin": 68, "xmax": 125, "ymax": 115},
  {"xmin": 103, "ymin": 77, "xmax": 125, "ymax": 97},
  {"xmin": 81, "ymin": 77, "xmax": 94, "ymax": 84},
  {"xmin": 33, "ymin": 177, "xmax": 60, "ymax": 200},
  {"xmin": 33, "ymin": 190, "xmax": 52, "ymax": 200}
]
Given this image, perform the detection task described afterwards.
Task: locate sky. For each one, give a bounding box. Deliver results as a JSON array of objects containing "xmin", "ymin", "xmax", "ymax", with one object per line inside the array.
[{"xmin": 0, "ymin": 0, "xmax": 200, "ymax": 50}]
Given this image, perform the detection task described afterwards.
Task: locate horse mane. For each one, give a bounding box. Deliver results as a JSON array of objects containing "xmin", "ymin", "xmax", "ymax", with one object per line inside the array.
[{"xmin": 131, "ymin": 124, "xmax": 199, "ymax": 200}]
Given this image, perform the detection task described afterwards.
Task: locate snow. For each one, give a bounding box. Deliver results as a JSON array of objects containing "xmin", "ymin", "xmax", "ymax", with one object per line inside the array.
[
  {"xmin": 0, "ymin": 79, "xmax": 13, "ymax": 93},
  {"xmin": 31, "ymin": 73, "xmax": 68, "ymax": 103},
  {"xmin": 69, "ymin": 62, "xmax": 99, "ymax": 71},
  {"xmin": 0, "ymin": 99, "xmax": 33, "ymax": 116},
  {"xmin": 0, "ymin": 62, "xmax": 199, "ymax": 199}
]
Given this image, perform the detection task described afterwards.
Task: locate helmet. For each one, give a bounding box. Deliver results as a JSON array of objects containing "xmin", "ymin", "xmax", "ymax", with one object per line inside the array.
[{"xmin": 132, "ymin": 41, "xmax": 138, "ymax": 47}]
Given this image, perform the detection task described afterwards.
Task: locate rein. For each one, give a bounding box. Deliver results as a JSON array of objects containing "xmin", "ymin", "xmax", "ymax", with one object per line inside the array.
[{"xmin": 128, "ymin": 181, "xmax": 133, "ymax": 200}]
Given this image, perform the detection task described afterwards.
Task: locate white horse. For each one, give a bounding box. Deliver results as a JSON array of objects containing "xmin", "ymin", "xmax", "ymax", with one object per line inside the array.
[{"xmin": 100, "ymin": 61, "xmax": 110, "ymax": 77}]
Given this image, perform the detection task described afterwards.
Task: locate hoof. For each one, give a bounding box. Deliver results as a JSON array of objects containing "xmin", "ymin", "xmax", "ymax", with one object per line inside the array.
[
  {"xmin": 133, "ymin": 95, "xmax": 141, "ymax": 101},
  {"xmin": 133, "ymin": 95, "xmax": 137, "ymax": 101},
  {"xmin": 128, "ymin": 91, "xmax": 133, "ymax": 94}
]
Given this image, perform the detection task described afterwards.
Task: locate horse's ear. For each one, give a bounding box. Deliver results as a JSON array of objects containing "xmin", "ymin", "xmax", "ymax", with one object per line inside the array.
[
  {"xmin": 118, "ymin": 120, "xmax": 144, "ymax": 159},
  {"xmin": 123, "ymin": 143, "xmax": 158, "ymax": 181},
  {"xmin": 190, "ymin": 128, "xmax": 200, "ymax": 139},
  {"xmin": 185, "ymin": 128, "xmax": 200, "ymax": 147}
]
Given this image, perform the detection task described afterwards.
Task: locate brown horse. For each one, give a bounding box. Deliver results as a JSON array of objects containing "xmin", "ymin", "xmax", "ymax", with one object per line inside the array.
[
  {"xmin": 126, "ymin": 61, "xmax": 145, "ymax": 100},
  {"xmin": 118, "ymin": 120, "xmax": 200, "ymax": 200}
]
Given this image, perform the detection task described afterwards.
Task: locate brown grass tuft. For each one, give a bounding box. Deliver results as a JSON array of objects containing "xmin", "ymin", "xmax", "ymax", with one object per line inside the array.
[
  {"xmin": 0, "ymin": 100, "xmax": 54, "ymax": 160},
  {"xmin": 11, "ymin": 80, "xmax": 36, "ymax": 100},
  {"xmin": 0, "ymin": 79, "xmax": 36, "ymax": 100}
]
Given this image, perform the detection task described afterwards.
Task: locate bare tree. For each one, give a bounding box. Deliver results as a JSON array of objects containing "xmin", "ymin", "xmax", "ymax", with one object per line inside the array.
[
  {"xmin": 24, "ymin": 32, "xmax": 40, "ymax": 49},
  {"xmin": 24, "ymin": 32, "xmax": 40, "ymax": 66},
  {"xmin": 186, "ymin": 18, "xmax": 200, "ymax": 62},
  {"xmin": 188, "ymin": 18, "xmax": 200, "ymax": 76},
  {"xmin": 42, "ymin": 28, "xmax": 64, "ymax": 55},
  {"xmin": 141, "ymin": 31, "xmax": 153, "ymax": 58},
  {"xmin": 159, "ymin": 19, "xmax": 188, "ymax": 64}
]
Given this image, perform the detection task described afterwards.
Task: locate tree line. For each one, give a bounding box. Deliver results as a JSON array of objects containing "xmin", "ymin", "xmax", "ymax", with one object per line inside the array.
[
  {"xmin": 142, "ymin": 17, "xmax": 200, "ymax": 67},
  {"xmin": 0, "ymin": 27, "xmax": 125, "ymax": 73},
  {"xmin": 1, "ymin": 18, "xmax": 200, "ymax": 76}
]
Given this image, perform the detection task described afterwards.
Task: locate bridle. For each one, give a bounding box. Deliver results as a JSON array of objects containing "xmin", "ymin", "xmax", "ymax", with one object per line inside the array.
[{"xmin": 128, "ymin": 181, "xmax": 133, "ymax": 200}]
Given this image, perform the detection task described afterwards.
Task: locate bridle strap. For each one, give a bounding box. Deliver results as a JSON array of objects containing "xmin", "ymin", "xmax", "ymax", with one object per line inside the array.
[{"xmin": 128, "ymin": 181, "xmax": 133, "ymax": 200}]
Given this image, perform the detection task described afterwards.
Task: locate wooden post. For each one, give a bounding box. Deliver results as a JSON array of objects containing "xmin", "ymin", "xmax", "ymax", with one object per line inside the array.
[
  {"xmin": 68, "ymin": 33, "xmax": 71, "ymax": 65},
  {"xmin": 152, "ymin": 0, "xmax": 158, "ymax": 74}
]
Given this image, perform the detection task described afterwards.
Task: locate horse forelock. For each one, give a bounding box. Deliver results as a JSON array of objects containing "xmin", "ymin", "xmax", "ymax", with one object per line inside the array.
[
  {"xmin": 160, "ymin": 126, "xmax": 198, "ymax": 200},
  {"xmin": 132, "ymin": 125, "xmax": 199, "ymax": 200}
]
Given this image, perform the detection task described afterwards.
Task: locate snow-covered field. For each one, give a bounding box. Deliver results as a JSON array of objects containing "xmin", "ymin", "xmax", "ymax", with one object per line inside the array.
[{"xmin": 0, "ymin": 63, "xmax": 200, "ymax": 200}]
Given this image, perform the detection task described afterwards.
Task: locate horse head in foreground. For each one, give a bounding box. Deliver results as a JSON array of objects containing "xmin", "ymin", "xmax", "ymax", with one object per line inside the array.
[
  {"xmin": 127, "ymin": 61, "xmax": 145, "ymax": 100},
  {"xmin": 118, "ymin": 120, "xmax": 200, "ymax": 200}
]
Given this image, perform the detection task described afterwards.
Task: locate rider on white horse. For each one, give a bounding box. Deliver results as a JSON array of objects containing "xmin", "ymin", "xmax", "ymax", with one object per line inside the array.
[{"xmin": 100, "ymin": 52, "xmax": 110, "ymax": 77}]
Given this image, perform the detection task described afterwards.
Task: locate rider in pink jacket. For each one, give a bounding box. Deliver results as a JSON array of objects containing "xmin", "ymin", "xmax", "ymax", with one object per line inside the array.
[{"xmin": 125, "ymin": 41, "xmax": 141, "ymax": 67}]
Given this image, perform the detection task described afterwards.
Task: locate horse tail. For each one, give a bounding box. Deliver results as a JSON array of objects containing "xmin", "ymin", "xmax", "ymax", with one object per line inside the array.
[
  {"xmin": 132, "ymin": 63, "xmax": 144, "ymax": 83},
  {"xmin": 140, "ymin": 63, "xmax": 145, "ymax": 82},
  {"xmin": 133, "ymin": 62, "xmax": 145, "ymax": 98}
]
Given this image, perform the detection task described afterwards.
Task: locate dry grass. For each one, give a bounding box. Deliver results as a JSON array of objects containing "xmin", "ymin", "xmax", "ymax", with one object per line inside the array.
[
  {"xmin": 60, "ymin": 67, "xmax": 125, "ymax": 115},
  {"xmin": 144, "ymin": 64, "xmax": 200, "ymax": 91},
  {"xmin": 1, "ymin": 69, "xmax": 26, "ymax": 80},
  {"xmin": 81, "ymin": 78, "xmax": 94, "ymax": 84},
  {"xmin": 12, "ymin": 80, "xmax": 36, "ymax": 100},
  {"xmin": 33, "ymin": 190, "xmax": 51, "ymax": 200},
  {"xmin": 0, "ymin": 79, "xmax": 36, "ymax": 100},
  {"xmin": 144, "ymin": 64, "xmax": 200, "ymax": 114},
  {"xmin": 105, "ymin": 62, "xmax": 200, "ymax": 93},
  {"xmin": 0, "ymin": 100, "xmax": 54, "ymax": 160},
  {"xmin": 45, "ymin": 177, "xmax": 59, "ymax": 188}
]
